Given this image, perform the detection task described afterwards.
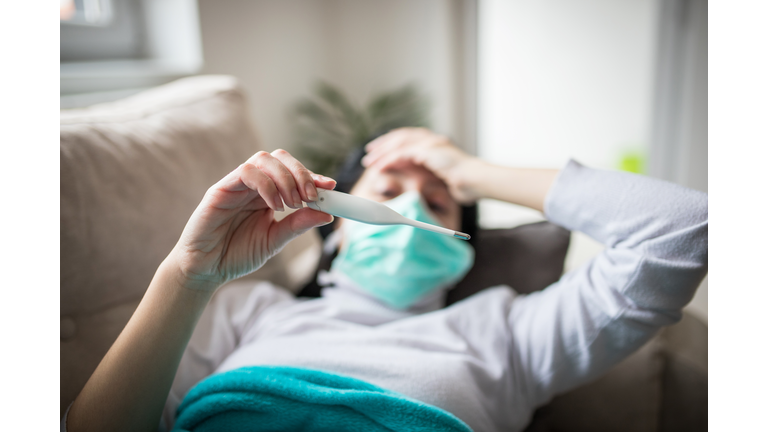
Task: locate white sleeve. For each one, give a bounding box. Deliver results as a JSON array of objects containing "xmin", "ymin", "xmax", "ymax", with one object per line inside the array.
[{"xmin": 508, "ymin": 160, "xmax": 707, "ymax": 407}]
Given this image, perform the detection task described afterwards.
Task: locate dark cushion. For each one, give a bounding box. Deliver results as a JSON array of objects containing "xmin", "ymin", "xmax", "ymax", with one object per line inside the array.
[{"xmin": 447, "ymin": 221, "xmax": 571, "ymax": 305}]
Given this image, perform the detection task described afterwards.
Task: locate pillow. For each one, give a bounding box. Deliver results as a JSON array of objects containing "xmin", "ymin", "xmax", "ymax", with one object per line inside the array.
[{"xmin": 447, "ymin": 221, "xmax": 571, "ymax": 304}]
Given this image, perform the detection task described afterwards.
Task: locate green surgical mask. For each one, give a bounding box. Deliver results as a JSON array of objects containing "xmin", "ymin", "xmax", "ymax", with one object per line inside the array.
[{"xmin": 331, "ymin": 191, "xmax": 475, "ymax": 310}]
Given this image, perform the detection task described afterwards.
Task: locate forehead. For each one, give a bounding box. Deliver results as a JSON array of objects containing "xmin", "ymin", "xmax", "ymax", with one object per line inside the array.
[
  {"xmin": 348, "ymin": 161, "xmax": 461, "ymax": 231},
  {"xmin": 355, "ymin": 162, "xmax": 448, "ymax": 191}
]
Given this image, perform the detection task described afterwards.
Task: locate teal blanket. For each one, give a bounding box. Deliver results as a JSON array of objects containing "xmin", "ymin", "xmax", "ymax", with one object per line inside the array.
[{"xmin": 173, "ymin": 365, "xmax": 472, "ymax": 432}]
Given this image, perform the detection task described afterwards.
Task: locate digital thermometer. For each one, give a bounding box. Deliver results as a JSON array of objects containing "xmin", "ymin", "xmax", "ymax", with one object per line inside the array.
[{"xmin": 306, "ymin": 189, "xmax": 470, "ymax": 240}]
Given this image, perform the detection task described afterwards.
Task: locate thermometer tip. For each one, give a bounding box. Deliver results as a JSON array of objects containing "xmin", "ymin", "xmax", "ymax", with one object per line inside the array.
[{"xmin": 453, "ymin": 232, "xmax": 471, "ymax": 241}]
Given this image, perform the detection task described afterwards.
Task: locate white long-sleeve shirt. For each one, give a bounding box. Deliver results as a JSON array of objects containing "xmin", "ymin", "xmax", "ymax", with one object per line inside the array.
[{"xmin": 64, "ymin": 160, "xmax": 708, "ymax": 432}]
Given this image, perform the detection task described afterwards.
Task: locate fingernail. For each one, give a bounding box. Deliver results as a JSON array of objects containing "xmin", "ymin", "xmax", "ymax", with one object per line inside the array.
[
  {"xmin": 305, "ymin": 183, "xmax": 318, "ymax": 201},
  {"xmin": 292, "ymin": 190, "xmax": 302, "ymax": 207},
  {"xmin": 316, "ymin": 215, "xmax": 334, "ymax": 227},
  {"xmin": 312, "ymin": 173, "xmax": 336, "ymax": 182}
]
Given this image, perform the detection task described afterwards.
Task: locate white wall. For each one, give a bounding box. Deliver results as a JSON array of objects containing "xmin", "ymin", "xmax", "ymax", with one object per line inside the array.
[
  {"xmin": 475, "ymin": 0, "xmax": 658, "ymax": 241},
  {"xmin": 478, "ymin": 0, "xmax": 657, "ymax": 171},
  {"xmin": 476, "ymin": 0, "xmax": 707, "ymax": 322},
  {"xmin": 198, "ymin": 0, "xmax": 468, "ymax": 164}
]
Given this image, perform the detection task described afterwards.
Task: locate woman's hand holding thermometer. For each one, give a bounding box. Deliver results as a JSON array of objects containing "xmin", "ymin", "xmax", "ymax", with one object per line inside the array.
[{"xmin": 306, "ymin": 189, "xmax": 471, "ymax": 240}]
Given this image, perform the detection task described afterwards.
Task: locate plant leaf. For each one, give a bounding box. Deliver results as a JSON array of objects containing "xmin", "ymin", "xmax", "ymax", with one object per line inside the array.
[{"xmin": 290, "ymin": 81, "xmax": 430, "ymax": 175}]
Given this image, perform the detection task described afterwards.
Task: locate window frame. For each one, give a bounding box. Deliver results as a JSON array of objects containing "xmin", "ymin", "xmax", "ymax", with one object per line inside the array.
[{"xmin": 60, "ymin": 0, "xmax": 203, "ymax": 100}]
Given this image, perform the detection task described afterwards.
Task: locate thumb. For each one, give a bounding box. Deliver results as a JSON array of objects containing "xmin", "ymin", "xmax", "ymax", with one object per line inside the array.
[{"xmin": 268, "ymin": 207, "xmax": 334, "ymax": 251}]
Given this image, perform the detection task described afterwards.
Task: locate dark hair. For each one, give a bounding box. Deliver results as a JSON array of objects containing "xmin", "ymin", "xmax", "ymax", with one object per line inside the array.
[{"xmin": 316, "ymin": 146, "xmax": 478, "ymax": 243}]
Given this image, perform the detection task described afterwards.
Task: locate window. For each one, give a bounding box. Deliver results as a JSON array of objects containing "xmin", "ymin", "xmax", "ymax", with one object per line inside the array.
[
  {"xmin": 61, "ymin": 0, "xmax": 146, "ymax": 63},
  {"xmin": 60, "ymin": 0, "xmax": 114, "ymax": 26},
  {"xmin": 60, "ymin": 0, "xmax": 203, "ymax": 103}
]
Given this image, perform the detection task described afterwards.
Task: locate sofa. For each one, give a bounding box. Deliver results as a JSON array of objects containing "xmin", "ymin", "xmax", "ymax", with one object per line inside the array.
[{"xmin": 60, "ymin": 75, "xmax": 707, "ymax": 431}]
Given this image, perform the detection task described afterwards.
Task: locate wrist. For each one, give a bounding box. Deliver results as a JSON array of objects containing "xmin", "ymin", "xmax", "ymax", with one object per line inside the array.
[
  {"xmin": 158, "ymin": 251, "xmax": 222, "ymax": 295},
  {"xmin": 447, "ymin": 157, "xmax": 493, "ymax": 203}
]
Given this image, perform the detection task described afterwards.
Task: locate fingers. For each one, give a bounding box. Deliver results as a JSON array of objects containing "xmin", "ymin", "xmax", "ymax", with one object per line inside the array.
[
  {"xmin": 270, "ymin": 149, "xmax": 319, "ymax": 203},
  {"xmin": 268, "ymin": 208, "xmax": 334, "ymax": 252},
  {"xmin": 363, "ymin": 149, "xmax": 413, "ymax": 173},
  {"xmin": 216, "ymin": 150, "xmax": 338, "ymax": 213},
  {"xmin": 362, "ymin": 127, "xmax": 437, "ymax": 168},
  {"xmin": 310, "ymin": 172, "xmax": 337, "ymax": 190},
  {"xmin": 364, "ymin": 127, "xmax": 428, "ymax": 153},
  {"xmin": 239, "ymin": 162, "xmax": 285, "ymax": 211},
  {"xmin": 249, "ymin": 151, "xmax": 307, "ymax": 209},
  {"xmin": 362, "ymin": 128, "xmax": 417, "ymax": 167},
  {"xmin": 269, "ymin": 149, "xmax": 341, "ymax": 203}
]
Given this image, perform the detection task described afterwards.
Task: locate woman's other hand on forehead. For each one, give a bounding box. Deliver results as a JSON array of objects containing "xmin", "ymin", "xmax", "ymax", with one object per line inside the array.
[{"xmin": 362, "ymin": 127, "xmax": 485, "ymax": 204}]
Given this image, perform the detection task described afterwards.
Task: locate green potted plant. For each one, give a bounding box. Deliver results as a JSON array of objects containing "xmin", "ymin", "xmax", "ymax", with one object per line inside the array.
[{"xmin": 291, "ymin": 81, "xmax": 430, "ymax": 176}]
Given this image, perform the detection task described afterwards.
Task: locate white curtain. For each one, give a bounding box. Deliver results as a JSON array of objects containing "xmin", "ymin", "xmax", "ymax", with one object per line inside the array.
[{"xmin": 649, "ymin": 0, "xmax": 708, "ymax": 193}]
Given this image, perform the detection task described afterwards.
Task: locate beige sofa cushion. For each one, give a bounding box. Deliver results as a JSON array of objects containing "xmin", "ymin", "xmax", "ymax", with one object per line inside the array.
[{"xmin": 60, "ymin": 75, "xmax": 264, "ymax": 414}]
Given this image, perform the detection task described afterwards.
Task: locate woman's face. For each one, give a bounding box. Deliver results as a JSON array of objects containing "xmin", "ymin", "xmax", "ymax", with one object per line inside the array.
[{"xmin": 349, "ymin": 161, "xmax": 461, "ymax": 231}]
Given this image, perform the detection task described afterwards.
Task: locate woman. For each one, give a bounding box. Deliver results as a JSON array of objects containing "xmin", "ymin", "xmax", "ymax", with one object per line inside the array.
[{"xmin": 63, "ymin": 128, "xmax": 708, "ymax": 432}]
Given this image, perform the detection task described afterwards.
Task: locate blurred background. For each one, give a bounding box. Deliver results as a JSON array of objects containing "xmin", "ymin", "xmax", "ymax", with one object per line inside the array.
[{"xmin": 60, "ymin": 0, "xmax": 707, "ymax": 321}]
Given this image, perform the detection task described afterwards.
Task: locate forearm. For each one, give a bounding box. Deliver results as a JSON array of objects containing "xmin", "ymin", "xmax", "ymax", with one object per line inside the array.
[
  {"xmin": 63, "ymin": 149, "xmax": 334, "ymax": 431},
  {"xmin": 459, "ymin": 159, "xmax": 559, "ymax": 212},
  {"xmin": 67, "ymin": 257, "xmax": 215, "ymax": 432}
]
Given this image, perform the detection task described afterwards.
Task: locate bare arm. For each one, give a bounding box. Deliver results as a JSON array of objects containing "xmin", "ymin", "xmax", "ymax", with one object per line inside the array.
[
  {"xmin": 67, "ymin": 260, "xmax": 213, "ymax": 432},
  {"xmin": 66, "ymin": 150, "xmax": 336, "ymax": 432},
  {"xmin": 458, "ymin": 163, "xmax": 559, "ymax": 212},
  {"xmin": 362, "ymin": 127, "xmax": 559, "ymax": 210}
]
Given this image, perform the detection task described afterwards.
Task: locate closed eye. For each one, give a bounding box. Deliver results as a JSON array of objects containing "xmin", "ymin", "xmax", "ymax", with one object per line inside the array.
[
  {"xmin": 428, "ymin": 201, "xmax": 446, "ymax": 214},
  {"xmin": 380, "ymin": 189, "xmax": 400, "ymax": 199}
]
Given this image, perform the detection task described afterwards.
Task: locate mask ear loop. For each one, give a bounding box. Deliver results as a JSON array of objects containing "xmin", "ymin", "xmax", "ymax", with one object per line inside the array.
[
  {"xmin": 323, "ymin": 227, "xmax": 343, "ymax": 254},
  {"xmin": 295, "ymin": 228, "xmax": 343, "ymax": 297}
]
